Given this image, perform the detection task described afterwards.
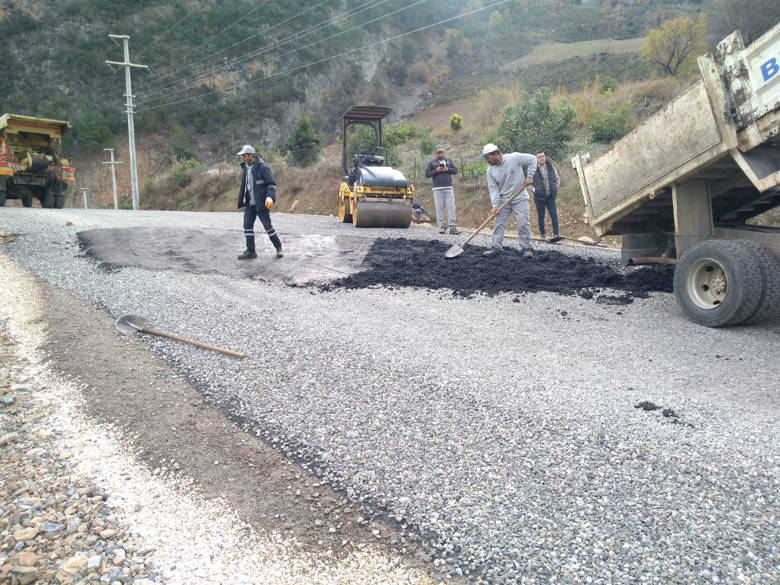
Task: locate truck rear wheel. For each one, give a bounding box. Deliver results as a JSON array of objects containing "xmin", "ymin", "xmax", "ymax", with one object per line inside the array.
[
  {"xmin": 673, "ymin": 240, "xmax": 763, "ymax": 327},
  {"xmin": 741, "ymin": 242, "xmax": 780, "ymax": 325},
  {"xmin": 0, "ymin": 191, "xmax": 5, "ymax": 207},
  {"xmin": 21, "ymin": 193, "xmax": 33, "ymax": 207},
  {"xmin": 54, "ymin": 194, "xmax": 66, "ymax": 209}
]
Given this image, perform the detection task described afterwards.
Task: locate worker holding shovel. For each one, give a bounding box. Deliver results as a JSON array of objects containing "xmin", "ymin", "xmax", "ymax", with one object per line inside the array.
[{"xmin": 481, "ymin": 143, "xmax": 537, "ymax": 258}]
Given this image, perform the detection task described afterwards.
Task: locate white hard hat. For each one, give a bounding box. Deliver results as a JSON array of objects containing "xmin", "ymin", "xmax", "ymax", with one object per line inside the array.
[
  {"xmin": 236, "ymin": 144, "xmax": 256, "ymax": 156},
  {"xmin": 481, "ymin": 143, "xmax": 500, "ymax": 158}
]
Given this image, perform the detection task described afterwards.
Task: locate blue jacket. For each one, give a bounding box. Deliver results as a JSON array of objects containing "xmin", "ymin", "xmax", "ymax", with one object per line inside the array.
[{"xmin": 238, "ymin": 156, "xmax": 277, "ymax": 208}]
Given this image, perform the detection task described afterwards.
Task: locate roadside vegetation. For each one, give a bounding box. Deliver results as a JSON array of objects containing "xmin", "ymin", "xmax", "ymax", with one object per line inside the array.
[{"xmin": 16, "ymin": 0, "xmax": 776, "ymax": 235}]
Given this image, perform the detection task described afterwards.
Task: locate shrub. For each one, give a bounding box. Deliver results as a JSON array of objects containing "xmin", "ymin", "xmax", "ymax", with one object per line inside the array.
[
  {"xmin": 168, "ymin": 158, "xmax": 205, "ymax": 188},
  {"xmin": 281, "ymin": 114, "xmax": 323, "ymax": 168},
  {"xmin": 589, "ymin": 102, "xmax": 634, "ymax": 143},
  {"xmin": 419, "ymin": 134, "xmax": 436, "ymax": 156},
  {"xmin": 462, "ymin": 161, "xmax": 486, "ymax": 181}
]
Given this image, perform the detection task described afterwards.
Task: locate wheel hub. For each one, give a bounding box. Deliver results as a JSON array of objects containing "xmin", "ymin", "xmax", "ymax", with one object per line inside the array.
[{"xmin": 687, "ymin": 258, "xmax": 728, "ymax": 309}]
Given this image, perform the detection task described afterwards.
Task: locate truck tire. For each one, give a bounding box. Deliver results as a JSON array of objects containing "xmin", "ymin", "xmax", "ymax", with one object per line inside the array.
[
  {"xmin": 673, "ymin": 240, "xmax": 763, "ymax": 327},
  {"xmin": 21, "ymin": 193, "xmax": 33, "ymax": 207},
  {"xmin": 54, "ymin": 194, "xmax": 66, "ymax": 209},
  {"xmin": 43, "ymin": 193, "xmax": 55, "ymax": 208},
  {"xmin": 741, "ymin": 242, "xmax": 780, "ymax": 325},
  {"xmin": 0, "ymin": 191, "xmax": 5, "ymax": 207}
]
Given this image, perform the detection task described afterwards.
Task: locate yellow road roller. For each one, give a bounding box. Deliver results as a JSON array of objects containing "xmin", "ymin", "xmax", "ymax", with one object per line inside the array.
[{"xmin": 338, "ymin": 105, "xmax": 414, "ymax": 228}]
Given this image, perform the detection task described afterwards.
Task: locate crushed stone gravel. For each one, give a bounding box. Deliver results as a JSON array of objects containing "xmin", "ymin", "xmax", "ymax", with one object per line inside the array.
[{"xmin": 1, "ymin": 208, "xmax": 778, "ymax": 585}]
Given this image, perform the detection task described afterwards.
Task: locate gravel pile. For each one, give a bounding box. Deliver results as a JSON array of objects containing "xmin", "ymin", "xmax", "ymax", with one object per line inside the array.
[
  {"xmin": 0, "ymin": 324, "xmax": 160, "ymax": 585},
  {"xmin": 1, "ymin": 208, "xmax": 777, "ymax": 584}
]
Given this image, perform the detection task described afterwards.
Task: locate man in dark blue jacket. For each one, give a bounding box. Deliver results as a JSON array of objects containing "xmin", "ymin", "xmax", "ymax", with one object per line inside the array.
[{"xmin": 236, "ymin": 144, "xmax": 283, "ymax": 259}]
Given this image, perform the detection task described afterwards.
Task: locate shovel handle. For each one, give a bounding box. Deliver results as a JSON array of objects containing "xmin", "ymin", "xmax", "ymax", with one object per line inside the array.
[
  {"xmin": 141, "ymin": 327, "xmax": 246, "ymax": 359},
  {"xmin": 460, "ymin": 187, "xmax": 524, "ymax": 246}
]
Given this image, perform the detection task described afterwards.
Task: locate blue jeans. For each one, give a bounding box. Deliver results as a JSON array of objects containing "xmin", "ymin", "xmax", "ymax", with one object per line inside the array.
[
  {"xmin": 534, "ymin": 197, "xmax": 559, "ymax": 236},
  {"xmin": 243, "ymin": 205, "xmax": 281, "ymax": 251}
]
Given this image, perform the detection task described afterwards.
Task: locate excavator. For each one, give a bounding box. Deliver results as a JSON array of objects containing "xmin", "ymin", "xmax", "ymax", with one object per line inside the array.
[{"xmin": 338, "ymin": 105, "xmax": 414, "ymax": 228}]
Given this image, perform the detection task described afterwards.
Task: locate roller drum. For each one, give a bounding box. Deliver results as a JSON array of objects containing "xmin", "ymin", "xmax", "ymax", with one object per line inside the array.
[{"xmin": 353, "ymin": 200, "xmax": 412, "ymax": 228}]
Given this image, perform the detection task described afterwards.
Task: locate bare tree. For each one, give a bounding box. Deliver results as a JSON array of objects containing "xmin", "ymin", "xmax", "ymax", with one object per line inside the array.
[{"xmin": 641, "ymin": 14, "xmax": 708, "ymax": 77}]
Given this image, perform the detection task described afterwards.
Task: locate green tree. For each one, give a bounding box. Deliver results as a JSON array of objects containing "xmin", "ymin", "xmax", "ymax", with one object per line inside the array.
[
  {"xmin": 494, "ymin": 88, "xmax": 575, "ymax": 161},
  {"xmin": 72, "ymin": 109, "xmax": 114, "ymax": 148},
  {"xmin": 281, "ymin": 114, "xmax": 322, "ymax": 168},
  {"xmin": 641, "ymin": 14, "xmax": 707, "ymax": 77},
  {"xmin": 449, "ymin": 113, "xmax": 463, "ymax": 133}
]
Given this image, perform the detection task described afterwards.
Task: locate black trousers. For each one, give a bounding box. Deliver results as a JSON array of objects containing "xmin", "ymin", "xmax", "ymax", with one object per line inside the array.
[{"xmin": 243, "ymin": 205, "xmax": 281, "ymax": 251}]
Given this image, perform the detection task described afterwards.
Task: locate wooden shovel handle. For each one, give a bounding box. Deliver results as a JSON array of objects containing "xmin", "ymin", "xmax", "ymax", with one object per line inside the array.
[
  {"xmin": 460, "ymin": 187, "xmax": 524, "ymax": 246},
  {"xmin": 141, "ymin": 327, "xmax": 246, "ymax": 359}
]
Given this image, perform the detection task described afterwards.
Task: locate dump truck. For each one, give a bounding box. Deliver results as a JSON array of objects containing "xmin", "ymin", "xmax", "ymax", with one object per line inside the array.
[
  {"xmin": 573, "ymin": 23, "xmax": 780, "ymax": 327},
  {"xmin": 0, "ymin": 113, "xmax": 75, "ymax": 208},
  {"xmin": 338, "ymin": 105, "xmax": 414, "ymax": 228}
]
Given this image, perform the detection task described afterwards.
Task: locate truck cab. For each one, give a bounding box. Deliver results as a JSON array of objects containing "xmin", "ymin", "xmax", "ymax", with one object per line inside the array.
[{"xmin": 0, "ymin": 113, "xmax": 76, "ymax": 208}]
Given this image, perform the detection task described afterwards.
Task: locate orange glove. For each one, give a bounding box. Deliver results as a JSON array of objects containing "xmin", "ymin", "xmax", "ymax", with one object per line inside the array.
[{"xmin": 265, "ymin": 197, "xmax": 273, "ymax": 209}]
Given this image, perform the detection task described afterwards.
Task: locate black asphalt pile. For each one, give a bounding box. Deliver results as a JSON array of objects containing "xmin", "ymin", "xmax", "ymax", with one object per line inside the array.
[{"xmin": 321, "ymin": 238, "xmax": 674, "ymax": 300}]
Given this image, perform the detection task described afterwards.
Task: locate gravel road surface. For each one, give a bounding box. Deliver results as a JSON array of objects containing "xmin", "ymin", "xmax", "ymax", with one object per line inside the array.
[{"xmin": 1, "ymin": 208, "xmax": 777, "ymax": 585}]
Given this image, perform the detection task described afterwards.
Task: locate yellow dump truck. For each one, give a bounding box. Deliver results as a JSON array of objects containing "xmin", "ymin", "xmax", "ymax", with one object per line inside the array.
[
  {"xmin": 573, "ymin": 24, "xmax": 780, "ymax": 327},
  {"xmin": 0, "ymin": 113, "xmax": 76, "ymax": 208}
]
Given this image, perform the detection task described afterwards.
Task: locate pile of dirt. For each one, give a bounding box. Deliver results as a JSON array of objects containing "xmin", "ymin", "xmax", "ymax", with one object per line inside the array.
[{"xmin": 321, "ymin": 238, "xmax": 674, "ymax": 301}]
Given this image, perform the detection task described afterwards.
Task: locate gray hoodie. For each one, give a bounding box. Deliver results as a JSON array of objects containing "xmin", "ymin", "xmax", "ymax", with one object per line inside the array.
[{"xmin": 486, "ymin": 152, "xmax": 537, "ymax": 206}]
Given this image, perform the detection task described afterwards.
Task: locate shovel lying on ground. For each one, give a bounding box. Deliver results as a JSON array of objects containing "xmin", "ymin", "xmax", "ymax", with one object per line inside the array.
[
  {"xmin": 444, "ymin": 187, "xmax": 524, "ymax": 258},
  {"xmin": 115, "ymin": 314, "xmax": 246, "ymax": 359}
]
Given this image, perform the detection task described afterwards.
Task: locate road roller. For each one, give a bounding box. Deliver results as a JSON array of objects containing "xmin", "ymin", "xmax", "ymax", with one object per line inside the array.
[{"xmin": 338, "ymin": 105, "xmax": 414, "ymax": 228}]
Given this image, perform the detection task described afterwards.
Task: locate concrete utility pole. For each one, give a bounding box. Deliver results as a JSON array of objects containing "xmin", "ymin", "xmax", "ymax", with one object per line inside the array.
[
  {"xmin": 80, "ymin": 187, "xmax": 89, "ymax": 209},
  {"xmin": 102, "ymin": 148, "xmax": 123, "ymax": 210},
  {"xmin": 106, "ymin": 34, "xmax": 148, "ymax": 211}
]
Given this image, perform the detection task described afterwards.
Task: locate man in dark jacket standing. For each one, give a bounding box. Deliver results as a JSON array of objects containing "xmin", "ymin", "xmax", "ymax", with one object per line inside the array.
[
  {"xmin": 424, "ymin": 145, "xmax": 459, "ymax": 234},
  {"xmin": 532, "ymin": 151, "xmax": 562, "ymax": 242},
  {"xmin": 236, "ymin": 144, "xmax": 283, "ymax": 259}
]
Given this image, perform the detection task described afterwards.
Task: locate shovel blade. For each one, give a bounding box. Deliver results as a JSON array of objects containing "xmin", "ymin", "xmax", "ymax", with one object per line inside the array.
[
  {"xmin": 115, "ymin": 314, "xmax": 148, "ymax": 335},
  {"xmin": 444, "ymin": 244, "xmax": 465, "ymax": 258}
]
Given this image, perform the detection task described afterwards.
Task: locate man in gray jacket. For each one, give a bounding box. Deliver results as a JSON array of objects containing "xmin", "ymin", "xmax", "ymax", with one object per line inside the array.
[
  {"xmin": 481, "ymin": 143, "xmax": 537, "ymax": 258},
  {"xmin": 424, "ymin": 145, "xmax": 459, "ymax": 234}
]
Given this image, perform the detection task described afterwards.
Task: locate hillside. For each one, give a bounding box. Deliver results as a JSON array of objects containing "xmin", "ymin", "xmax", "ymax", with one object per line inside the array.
[
  {"xmin": 3, "ymin": 0, "xmax": 779, "ymax": 238},
  {"xmin": 1, "ymin": 0, "xmax": 697, "ymax": 151}
]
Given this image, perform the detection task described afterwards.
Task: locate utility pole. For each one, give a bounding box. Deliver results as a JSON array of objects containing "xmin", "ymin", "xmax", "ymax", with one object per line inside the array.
[
  {"xmin": 80, "ymin": 187, "xmax": 89, "ymax": 209},
  {"xmin": 106, "ymin": 34, "xmax": 148, "ymax": 211},
  {"xmin": 102, "ymin": 148, "xmax": 123, "ymax": 210}
]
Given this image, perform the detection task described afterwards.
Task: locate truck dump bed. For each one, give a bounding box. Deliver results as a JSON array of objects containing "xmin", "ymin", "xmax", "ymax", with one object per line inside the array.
[{"xmin": 573, "ymin": 22, "xmax": 780, "ymax": 244}]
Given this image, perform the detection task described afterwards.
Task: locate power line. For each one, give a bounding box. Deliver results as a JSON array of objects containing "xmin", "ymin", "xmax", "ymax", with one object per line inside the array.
[
  {"xmin": 138, "ymin": 0, "xmax": 513, "ymax": 114},
  {"xmin": 144, "ymin": 0, "xmax": 332, "ymax": 90},
  {"xmin": 140, "ymin": 0, "xmax": 428, "ymax": 106},
  {"xmin": 142, "ymin": 0, "xmax": 393, "ymax": 101}
]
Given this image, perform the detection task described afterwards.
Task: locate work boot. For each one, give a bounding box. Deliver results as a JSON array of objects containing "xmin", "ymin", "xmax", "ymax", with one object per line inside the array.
[
  {"xmin": 523, "ymin": 247, "xmax": 534, "ymax": 259},
  {"xmin": 548, "ymin": 234, "xmax": 563, "ymax": 243},
  {"xmin": 275, "ymin": 246, "xmax": 284, "ymax": 258},
  {"xmin": 482, "ymin": 247, "xmax": 502, "ymax": 257},
  {"xmin": 237, "ymin": 249, "xmax": 257, "ymax": 260},
  {"xmin": 449, "ymin": 227, "xmax": 460, "ymax": 235},
  {"xmin": 439, "ymin": 227, "xmax": 447, "ymax": 234}
]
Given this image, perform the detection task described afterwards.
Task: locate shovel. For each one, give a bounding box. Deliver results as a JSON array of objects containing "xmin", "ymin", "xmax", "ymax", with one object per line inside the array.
[
  {"xmin": 444, "ymin": 187, "xmax": 524, "ymax": 258},
  {"xmin": 115, "ymin": 314, "xmax": 246, "ymax": 359}
]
